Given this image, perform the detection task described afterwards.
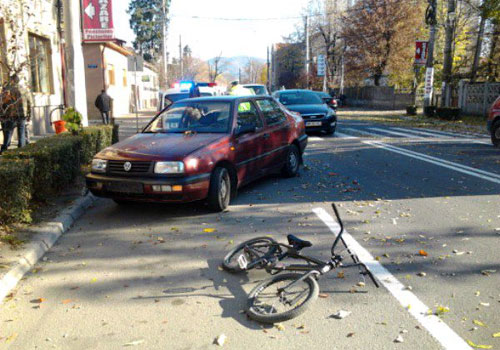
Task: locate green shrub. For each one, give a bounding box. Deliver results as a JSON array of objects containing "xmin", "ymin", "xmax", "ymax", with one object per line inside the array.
[
  {"xmin": 62, "ymin": 107, "xmax": 83, "ymax": 135},
  {"xmin": 4, "ymin": 135, "xmax": 81, "ymax": 200},
  {"xmin": 0, "ymin": 125, "xmax": 113, "ymax": 224},
  {"xmin": 0, "ymin": 159, "xmax": 34, "ymax": 225},
  {"xmin": 79, "ymin": 125, "xmax": 113, "ymax": 164}
]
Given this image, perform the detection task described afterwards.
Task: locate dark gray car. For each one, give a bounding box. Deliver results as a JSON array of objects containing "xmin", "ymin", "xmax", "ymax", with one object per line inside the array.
[{"xmin": 273, "ymin": 89, "xmax": 336, "ymax": 135}]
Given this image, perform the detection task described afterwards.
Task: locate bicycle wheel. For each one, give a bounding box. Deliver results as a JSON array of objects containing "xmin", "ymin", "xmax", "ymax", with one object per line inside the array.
[
  {"xmin": 222, "ymin": 237, "xmax": 279, "ymax": 273},
  {"xmin": 246, "ymin": 273, "xmax": 319, "ymax": 324}
]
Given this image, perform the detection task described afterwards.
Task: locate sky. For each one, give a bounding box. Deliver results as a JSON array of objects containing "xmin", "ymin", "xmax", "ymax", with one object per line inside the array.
[{"xmin": 113, "ymin": 0, "xmax": 311, "ymax": 61}]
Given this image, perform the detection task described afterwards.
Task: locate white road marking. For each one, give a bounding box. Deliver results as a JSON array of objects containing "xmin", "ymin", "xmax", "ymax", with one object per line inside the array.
[
  {"xmin": 335, "ymin": 132, "xmax": 358, "ymax": 139},
  {"xmin": 369, "ymin": 127, "xmax": 425, "ymax": 139},
  {"xmin": 313, "ymin": 207, "xmax": 472, "ymax": 350},
  {"xmin": 391, "ymin": 127, "xmax": 491, "ymax": 145},
  {"xmin": 391, "ymin": 127, "xmax": 452, "ymax": 139},
  {"xmin": 365, "ymin": 141, "xmax": 500, "ymax": 184},
  {"xmin": 309, "ymin": 136, "xmax": 324, "ymax": 142},
  {"xmin": 343, "ymin": 127, "xmax": 386, "ymax": 138}
]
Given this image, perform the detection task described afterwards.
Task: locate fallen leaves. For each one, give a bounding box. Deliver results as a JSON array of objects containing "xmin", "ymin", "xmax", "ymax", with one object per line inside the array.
[
  {"xmin": 466, "ymin": 340, "xmax": 492, "ymax": 349},
  {"xmin": 481, "ymin": 270, "xmax": 496, "ymax": 276},
  {"xmin": 318, "ymin": 293, "xmax": 329, "ymax": 298},
  {"xmin": 214, "ymin": 334, "xmax": 227, "ymax": 346},
  {"xmin": 473, "ymin": 320, "xmax": 487, "ymax": 327},
  {"xmin": 418, "ymin": 250, "xmax": 428, "ymax": 257},
  {"xmin": 203, "ymin": 228, "xmax": 216, "ymax": 233},
  {"xmin": 31, "ymin": 298, "xmax": 46, "ymax": 304},
  {"xmin": 330, "ymin": 310, "xmax": 351, "ymax": 319},
  {"xmin": 123, "ymin": 339, "xmax": 145, "ymax": 347},
  {"xmin": 275, "ymin": 323, "xmax": 285, "ymax": 331},
  {"xmin": 492, "ymin": 332, "xmax": 500, "ymax": 338},
  {"xmin": 394, "ymin": 335, "xmax": 404, "ymax": 343}
]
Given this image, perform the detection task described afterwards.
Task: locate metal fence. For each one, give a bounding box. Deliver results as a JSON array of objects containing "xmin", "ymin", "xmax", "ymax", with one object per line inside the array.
[{"xmin": 458, "ymin": 81, "xmax": 500, "ymax": 116}]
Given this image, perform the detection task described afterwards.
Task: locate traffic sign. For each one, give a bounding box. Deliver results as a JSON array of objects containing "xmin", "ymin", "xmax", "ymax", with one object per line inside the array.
[{"xmin": 317, "ymin": 54, "xmax": 326, "ymax": 77}]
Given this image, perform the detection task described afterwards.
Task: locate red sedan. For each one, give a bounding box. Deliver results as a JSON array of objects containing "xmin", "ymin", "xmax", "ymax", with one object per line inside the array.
[
  {"xmin": 487, "ymin": 95, "xmax": 500, "ymax": 147},
  {"xmin": 86, "ymin": 96, "xmax": 308, "ymax": 211}
]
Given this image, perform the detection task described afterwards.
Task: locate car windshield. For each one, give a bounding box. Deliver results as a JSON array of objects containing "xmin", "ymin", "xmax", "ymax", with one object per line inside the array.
[
  {"xmin": 246, "ymin": 86, "xmax": 267, "ymax": 95},
  {"xmin": 278, "ymin": 91, "xmax": 323, "ymax": 105},
  {"xmin": 144, "ymin": 101, "xmax": 232, "ymax": 134}
]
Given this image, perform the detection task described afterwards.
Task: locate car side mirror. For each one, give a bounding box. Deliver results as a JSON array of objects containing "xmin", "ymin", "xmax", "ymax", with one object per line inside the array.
[{"xmin": 236, "ymin": 123, "xmax": 257, "ymax": 136}]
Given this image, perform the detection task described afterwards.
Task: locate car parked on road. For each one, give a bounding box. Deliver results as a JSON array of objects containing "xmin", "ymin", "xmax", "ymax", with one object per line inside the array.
[
  {"xmin": 86, "ymin": 96, "xmax": 308, "ymax": 211},
  {"xmin": 314, "ymin": 91, "xmax": 338, "ymax": 111},
  {"xmin": 273, "ymin": 89, "xmax": 337, "ymax": 135},
  {"xmin": 242, "ymin": 84, "xmax": 269, "ymax": 95},
  {"xmin": 487, "ymin": 95, "xmax": 500, "ymax": 147}
]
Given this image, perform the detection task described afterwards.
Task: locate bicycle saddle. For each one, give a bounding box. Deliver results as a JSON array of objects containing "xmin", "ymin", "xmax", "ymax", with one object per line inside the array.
[{"xmin": 287, "ymin": 234, "xmax": 312, "ymax": 249}]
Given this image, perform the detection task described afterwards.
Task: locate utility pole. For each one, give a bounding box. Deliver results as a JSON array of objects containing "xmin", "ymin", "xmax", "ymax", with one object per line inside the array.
[
  {"xmin": 441, "ymin": 0, "xmax": 456, "ymax": 107},
  {"xmin": 424, "ymin": 0, "xmax": 437, "ymax": 110},
  {"xmin": 305, "ymin": 15, "xmax": 310, "ymax": 89},
  {"xmin": 271, "ymin": 44, "xmax": 276, "ymax": 90},
  {"xmin": 238, "ymin": 67, "xmax": 241, "ymax": 82},
  {"xmin": 267, "ymin": 46, "xmax": 270, "ymax": 92},
  {"xmin": 161, "ymin": 0, "xmax": 168, "ymax": 89},
  {"xmin": 179, "ymin": 35, "xmax": 183, "ymax": 79}
]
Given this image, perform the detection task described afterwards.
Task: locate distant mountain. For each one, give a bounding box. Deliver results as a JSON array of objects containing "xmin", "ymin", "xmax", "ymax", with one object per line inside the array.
[{"xmin": 207, "ymin": 56, "xmax": 266, "ymax": 80}]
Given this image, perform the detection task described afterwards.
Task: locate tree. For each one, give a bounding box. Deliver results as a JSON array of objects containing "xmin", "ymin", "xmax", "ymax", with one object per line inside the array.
[
  {"xmin": 208, "ymin": 53, "xmax": 226, "ymax": 83},
  {"xmin": 275, "ymin": 42, "xmax": 306, "ymax": 88},
  {"xmin": 128, "ymin": 0, "xmax": 170, "ymax": 63},
  {"xmin": 342, "ymin": 0, "xmax": 422, "ymax": 86}
]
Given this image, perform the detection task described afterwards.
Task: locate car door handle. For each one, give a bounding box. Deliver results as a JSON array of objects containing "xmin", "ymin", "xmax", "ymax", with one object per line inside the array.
[{"xmin": 263, "ymin": 133, "xmax": 270, "ymax": 139}]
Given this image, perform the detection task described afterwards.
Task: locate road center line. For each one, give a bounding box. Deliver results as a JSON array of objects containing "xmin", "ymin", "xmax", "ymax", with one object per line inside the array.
[
  {"xmin": 364, "ymin": 140, "xmax": 500, "ymax": 184},
  {"xmin": 312, "ymin": 207, "xmax": 471, "ymax": 350}
]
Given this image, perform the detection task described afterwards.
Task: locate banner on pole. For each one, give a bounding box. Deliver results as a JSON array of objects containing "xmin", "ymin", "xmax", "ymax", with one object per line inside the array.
[
  {"xmin": 317, "ymin": 54, "xmax": 326, "ymax": 77},
  {"xmin": 415, "ymin": 40, "xmax": 428, "ymax": 66},
  {"xmin": 82, "ymin": 0, "xmax": 115, "ymax": 42},
  {"xmin": 424, "ymin": 67, "xmax": 434, "ymax": 100}
]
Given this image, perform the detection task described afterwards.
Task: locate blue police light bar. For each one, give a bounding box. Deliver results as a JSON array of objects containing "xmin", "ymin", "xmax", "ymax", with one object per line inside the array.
[{"xmin": 179, "ymin": 81, "xmax": 193, "ymax": 91}]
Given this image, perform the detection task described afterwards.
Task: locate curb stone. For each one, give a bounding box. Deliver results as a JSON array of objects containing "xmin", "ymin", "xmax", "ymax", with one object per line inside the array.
[{"xmin": 0, "ymin": 193, "xmax": 98, "ymax": 304}]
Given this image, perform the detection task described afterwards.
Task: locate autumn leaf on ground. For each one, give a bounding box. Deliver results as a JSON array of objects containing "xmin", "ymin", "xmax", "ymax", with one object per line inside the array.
[
  {"xmin": 492, "ymin": 332, "xmax": 500, "ymax": 338},
  {"xmin": 435, "ymin": 305, "xmax": 450, "ymax": 315},
  {"xmin": 6, "ymin": 333, "xmax": 18, "ymax": 344},
  {"xmin": 203, "ymin": 228, "xmax": 216, "ymax": 233},
  {"xmin": 337, "ymin": 271, "xmax": 345, "ymax": 278},
  {"xmin": 466, "ymin": 340, "xmax": 492, "ymax": 349},
  {"xmin": 473, "ymin": 320, "xmax": 487, "ymax": 327},
  {"xmin": 319, "ymin": 293, "xmax": 329, "ymax": 298},
  {"xmin": 418, "ymin": 250, "xmax": 428, "ymax": 257},
  {"xmin": 123, "ymin": 339, "xmax": 145, "ymax": 346},
  {"xmin": 275, "ymin": 323, "xmax": 285, "ymax": 331},
  {"xmin": 61, "ymin": 299, "xmax": 73, "ymax": 304},
  {"xmin": 31, "ymin": 298, "xmax": 46, "ymax": 304}
]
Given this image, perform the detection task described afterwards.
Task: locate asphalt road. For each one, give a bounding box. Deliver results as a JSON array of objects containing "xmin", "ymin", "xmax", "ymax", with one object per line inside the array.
[{"xmin": 1, "ymin": 114, "xmax": 499, "ymax": 350}]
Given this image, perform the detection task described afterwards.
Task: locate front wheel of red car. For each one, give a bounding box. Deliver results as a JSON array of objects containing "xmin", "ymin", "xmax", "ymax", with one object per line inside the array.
[
  {"xmin": 208, "ymin": 167, "xmax": 231, "ymax": 212},
  {"xmin": 282, "ymin": 144, "xmax": 300, "ymax": 178},
  {"xmin": 492, "ymin": 121, "xmax": 500, "ymax": 147}
]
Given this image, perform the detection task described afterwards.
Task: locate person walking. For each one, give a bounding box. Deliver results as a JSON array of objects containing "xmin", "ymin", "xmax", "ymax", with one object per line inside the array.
[
  {"xmin": 94, "ymin": 89, "xmax": 112, "ymax": 124},
  {"xmin": 1, "ymin": 75, "xmax": 29, "ymax": 154}
]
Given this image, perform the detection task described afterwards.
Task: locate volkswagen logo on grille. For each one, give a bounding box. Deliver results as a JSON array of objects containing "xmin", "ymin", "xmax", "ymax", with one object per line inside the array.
[{"xmin": 123, "ymin": 162, "xmax": 132, "ymax": 172}]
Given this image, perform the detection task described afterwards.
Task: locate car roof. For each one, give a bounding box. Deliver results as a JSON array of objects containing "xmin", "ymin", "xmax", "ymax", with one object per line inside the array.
[
  {"xmin": 177, "ymin": 95, "xmax": 271, "ymax": 103},
  {"xmin": 275, "ymin": 89, "xmax": 315, "ymax": 94}
]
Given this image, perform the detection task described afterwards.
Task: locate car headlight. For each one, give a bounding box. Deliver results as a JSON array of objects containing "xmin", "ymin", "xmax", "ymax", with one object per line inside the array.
[
  {"xmin": 91, "ymin": 159, "xmax": 107, "ymax": 173},
  {"xmin": 154, "ymin": 161, "xmax": 184, "ymax": 174}
]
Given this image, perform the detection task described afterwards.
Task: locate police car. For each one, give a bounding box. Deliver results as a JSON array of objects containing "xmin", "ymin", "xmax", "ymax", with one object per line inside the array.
[{"xmin": 158, "ymin": 81, "xmax": 220, "ymax": 111}]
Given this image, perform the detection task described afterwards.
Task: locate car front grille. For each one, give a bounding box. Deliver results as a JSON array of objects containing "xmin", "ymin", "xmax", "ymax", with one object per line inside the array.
[
  {"xmin": 107, "ymin": 160, "xmax": 152, "ymax": 175},
  {"xmin": 301, "ymin": 114, "xmax": 325, "ymax": 120}
]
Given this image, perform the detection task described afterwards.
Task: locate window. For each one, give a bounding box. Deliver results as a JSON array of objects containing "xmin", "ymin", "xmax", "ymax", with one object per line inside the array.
[
  {"xmin": 256, "ymin": 99, "xmax": 287, "ymax": 125},
  {"xmin": 28, "ymin": 33, "xmax": 53, "ymax": 93},
  {"xmin": 122, "ymin": 69, "xmax": 127, "ymax": 86},
  {"xmin": 237, "ymin": 101, "xmax": 262, "ymax": 128},
  {"xmin": 107, "ymin": 64, "xmax": 115, "ymax": 85}
]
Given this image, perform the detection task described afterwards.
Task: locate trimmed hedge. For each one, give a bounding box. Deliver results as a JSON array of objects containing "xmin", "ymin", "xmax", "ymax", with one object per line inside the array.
[
  {"xmin": 0, "ymin": 159, "xmax": 34, "ymax": 225},
  {"xmin": 0, "ymin": 125, "xmax": 113, "ymax": 225}
]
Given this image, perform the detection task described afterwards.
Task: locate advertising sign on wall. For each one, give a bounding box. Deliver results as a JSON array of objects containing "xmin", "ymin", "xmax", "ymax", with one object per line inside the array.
[{"xmin": 82, "ymin": 0, "xmax": 115, "ymax": 42}]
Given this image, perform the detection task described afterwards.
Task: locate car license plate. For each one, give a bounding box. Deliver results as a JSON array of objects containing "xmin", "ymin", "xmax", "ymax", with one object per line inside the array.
[
  {"xmin": 106, "ymin": 182, "xmax": 143, "ymax": 194},
  {"xmin": 306, "ymin": 121, "xmax": 322, "ymax": 127}
]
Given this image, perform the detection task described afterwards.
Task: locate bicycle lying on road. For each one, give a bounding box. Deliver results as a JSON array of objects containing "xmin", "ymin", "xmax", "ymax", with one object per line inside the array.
[{"xmin": 222, "ymin": 203, "xmax": 380, "ymax": 323}]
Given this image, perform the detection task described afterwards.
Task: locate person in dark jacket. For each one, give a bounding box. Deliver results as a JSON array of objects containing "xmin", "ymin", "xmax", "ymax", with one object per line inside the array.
[
  {"xmin": 1, "ymin": 75, "xmax": 28, "ymax": 154},
  {"xmin": 94, "ymin": 89, "xmax": 112, "ymax": 124}
]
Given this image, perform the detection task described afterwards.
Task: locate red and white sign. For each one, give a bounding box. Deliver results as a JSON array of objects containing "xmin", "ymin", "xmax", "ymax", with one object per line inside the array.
[
  {"xmin": 415, "ymin": 40, "xmax": 428, "ymax": 66},
  {"xmin": 82, "ymin": 0, "xmax": 115, "ymax": 42}
]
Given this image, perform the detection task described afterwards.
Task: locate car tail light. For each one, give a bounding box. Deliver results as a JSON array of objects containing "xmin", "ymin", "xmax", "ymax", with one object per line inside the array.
[
  {"xmin": 208, "ymin": 83, "xmax": 217, "ymax": 87},
  {"xmin": 331, "ymin": 99, "xmax": 338, "ymax": 107}
]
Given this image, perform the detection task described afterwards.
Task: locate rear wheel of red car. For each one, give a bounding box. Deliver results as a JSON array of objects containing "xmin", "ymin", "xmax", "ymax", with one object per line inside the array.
[
  {"xmin": 208, "ymin": 167, "xmax": 231, "ymax": 212},
  {"xmin": 282, "ymin": 144, "xmax": 300, "ymax": 178},
  {"xmin": 492, "ymin": 121, "xmax": 500, "ymax": 147}
]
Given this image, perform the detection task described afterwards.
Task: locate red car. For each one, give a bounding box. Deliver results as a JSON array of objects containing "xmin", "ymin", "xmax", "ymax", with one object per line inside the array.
[
  {"xmin": 86, "ymin": 96, "xmax": 308, "ymax": 211},
  {"xmin": 487, "ymin": 95, "xmax": 500, "ymax": 147}
]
